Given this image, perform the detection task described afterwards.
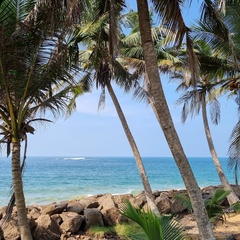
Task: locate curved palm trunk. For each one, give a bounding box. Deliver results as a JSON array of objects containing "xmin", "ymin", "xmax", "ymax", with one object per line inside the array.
[
  {"xmin": 106, "ymin": 80, "xmax": 161, "ymax": 217},
  {"xmin": 201, "ymin": 96, "xmax": 239, "ymax": 205},
  {"xmin": 12, "ymin": 141, "xmax": 32, "ymax": 240},
  {"xmin": 136, "ymin": 0, "xmax": 215, "ymax": 239}
]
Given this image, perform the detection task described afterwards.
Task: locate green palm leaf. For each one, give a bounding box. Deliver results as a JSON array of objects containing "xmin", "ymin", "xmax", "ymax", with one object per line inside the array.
[
  {"xmin": 228, "ymin": 120, "xmax": 240, "ymax": 185},
  {"xmin": 119, "ymin": 201, "xmax": 185, "ymax": 240}
]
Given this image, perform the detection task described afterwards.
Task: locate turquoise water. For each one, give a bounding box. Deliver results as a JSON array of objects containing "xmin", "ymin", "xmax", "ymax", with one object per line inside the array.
[{"xmin": 0, "ymin": 156, "xmax": 235, "ymax": 207}]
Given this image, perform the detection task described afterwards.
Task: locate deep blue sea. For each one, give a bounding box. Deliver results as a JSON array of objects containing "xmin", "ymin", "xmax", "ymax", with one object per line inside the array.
[{"xmin": 0, "ymin": 156, "xmax": 236, "ymax": 207}]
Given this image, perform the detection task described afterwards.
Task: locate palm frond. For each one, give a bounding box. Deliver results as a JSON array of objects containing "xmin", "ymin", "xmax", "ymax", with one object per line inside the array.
[
  {"xmin": 151, "ymin": 0, "xmax": 186, "ymax": 47},
  {"xmin": 176, "ymin": 89, "xmax": 201, "ymax": 123},
  {"xmin": 228, "ymin": 120, "xmax": 240, "ymax": 185},
  {"xmin": 119, "ymin": 200, "xmax": 185, "ymax": 240},
  {"xmin": 199, "ymin": 0, "xmax": 237, "ymax": 63},
  {"xmin": 98, "ymin": 88, "xmax": 106, "ymax": 111},
  {"xmin": 208, "ymin": 97, "xmax": 221, "ymax": 125}
]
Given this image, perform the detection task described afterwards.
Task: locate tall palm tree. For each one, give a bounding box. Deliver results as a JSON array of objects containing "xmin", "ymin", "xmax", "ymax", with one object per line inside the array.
[
  {"xmin": 0, "ymin": 1, "xmax": 82, "ymax": 238},
  {"xmin": 135, "ymin": 0, "xmax": 215, "ymax": 239},
  {"xmin": 176, "ymin": 72, "xmax": 239, "ymax": 205},
  {"xmin": 69, "ymin": 1, "xmax": 160, "ymax": 216},
  {"xmin": 193, "ymin": 0, "xmax": 240, "ymax": 189}
]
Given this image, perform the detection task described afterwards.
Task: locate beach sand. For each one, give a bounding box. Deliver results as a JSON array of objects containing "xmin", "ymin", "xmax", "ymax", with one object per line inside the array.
[{"xmin": 179, "ymin": 212, "xmax": 240, "ymax": 239}]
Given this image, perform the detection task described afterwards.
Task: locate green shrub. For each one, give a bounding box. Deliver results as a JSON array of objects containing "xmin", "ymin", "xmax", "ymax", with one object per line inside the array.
[{"xmin": 176, "ymin": 188, "xmax": 237, "ymax": 224}]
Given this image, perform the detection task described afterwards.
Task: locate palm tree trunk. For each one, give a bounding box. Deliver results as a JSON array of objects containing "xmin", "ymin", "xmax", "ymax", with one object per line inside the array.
[
  {"xmin": 12, "ymin": 140, "xmax": 32, "ymax": 240},
  {"xmin": 106, "ymin": 80, "xmax": 161, "ymax": 217},
  {"xmin": 136, "ymin": 0, "xmax": 215, "ymax": 239},
  {"xmin": 201, "ymin": 96, "xmax": 239, "ymax": 205}
]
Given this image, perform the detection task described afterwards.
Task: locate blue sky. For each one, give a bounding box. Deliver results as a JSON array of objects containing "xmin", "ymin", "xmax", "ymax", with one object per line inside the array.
[{"xmin": 23, "ymin": 1, "xmax": 238, "ymax": 157}]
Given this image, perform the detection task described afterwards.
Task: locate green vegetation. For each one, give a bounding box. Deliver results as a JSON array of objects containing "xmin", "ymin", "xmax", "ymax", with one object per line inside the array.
[
  {"xmin": 86, "ymin": 222, "xmax": 142, "ymax": 239},
  {"xmin": 2, "ymin": 0, "xmax": 240, "ymax": 239},
  {"xmin": 176, "ymin": 188, "xmax": 240, "ymax": 225},
  {"xmin": 119, "ymin": 201, "xmax": 186, "ymax": 240}
]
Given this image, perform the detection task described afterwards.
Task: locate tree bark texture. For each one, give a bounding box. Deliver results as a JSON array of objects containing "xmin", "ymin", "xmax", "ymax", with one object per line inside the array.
[
  {"xmin": 136, "ymin": 0, "xmax": 215, "ymax": 239},
  {"xmin": 106, "ymin": 80, "xmax": 161, "ymax": 217},
  {"xmin": 12, "ymin": 141, "xmax": 33, "ymax": 240},
  {"xmin": 201, "ymin": 95, "xmax": 239, "ymax": 205}
]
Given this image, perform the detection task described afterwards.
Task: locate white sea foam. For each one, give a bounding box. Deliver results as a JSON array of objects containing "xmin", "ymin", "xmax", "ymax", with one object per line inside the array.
[{"xmin": 63, "ymin": 157, "xmax": 85, "ymax": 160}]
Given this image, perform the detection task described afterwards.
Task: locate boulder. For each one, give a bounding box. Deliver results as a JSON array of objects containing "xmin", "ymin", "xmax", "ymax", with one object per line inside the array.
[
  {"xmin": 231, "ymin": 185, "xmax": 240, "ymax": 197},
  {"xmin": 60, "ymin": 212, "xmax": 79, "ymax": 222},
  {"xmin": 201, "ymin": 186, "xmax": 218, "ymax": 197},
  {"xmin": 117, "ymin": 214, "xmax": 130, "ymax": 224},
  {"xmin": 129, "ymin": 191, "xmax": 147, "ymax": 209},
  {"xmin": 83, "ymin": 208, "xmax": 104, "ymax": 229},
  {"xmin": 1, "ymin": 218, "xmax": 19, "ymax": 240},
  {"xmin": 112, "ymin": 194, "xmax": 133, "ymax": 206},
  {"xmin": 98, "ymin": 194, "xmax": 119, "ymax": 226},
  {"xmin": 0, "ymin": 206, "xmax": 7, "ymax": 220},
  {"xmin": 171, "ymin": 199, "xmax": 187, "ymax": 213},
  {"xmin": 152, "ymin": 190, "xmax": 161, "ymax": 198},
  {"xmin": 28, "ymin": 206, "xmax": 41, "ymax": 220},
  {"xmin": 79, "ymin": 195, "xmax": 101, "ymax": 209},
  {"xmin": 60, "ymin": 214, "xmax": 83, "ymax": 234},
  {"xmin": 32, "ymin": 214, "xmax": 62, "ymax": 240},
  {"xmin": 41, "ymin": 202, "xmax": 68, "ymax": 215},
  {"xmin": 156, "ymin": 192, "xmax": 171, "ymax": 213},
  {"xmin": 66, "ymin": 201, "xmax": 84, "ymax": 214},
  {"xmin": 51, "ymin": 214, "xmax": 63, "ymax": 225}
]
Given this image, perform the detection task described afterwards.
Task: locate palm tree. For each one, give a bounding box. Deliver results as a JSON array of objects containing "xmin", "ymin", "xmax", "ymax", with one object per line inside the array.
[
  {"xmin": 0, "ymin": 1, "xmax": 82, "ymax": 238},
  {"xmin": 176, "ymin": 74, "xmax": 239, "ymax": 205},
  {"xmin": 193, "ymin": 1, "xmax": 240, "ymax": 189},
  {"xmin": 69, "ymin": 1, "xmax": 160, "ymax": 216},
  {"xmin": 120, "ymin": 8, "xmax": 238, "ymax": 207},
  {"xmin": 135, "ymin": 0, "xmax": 215, "ymax": 239}
]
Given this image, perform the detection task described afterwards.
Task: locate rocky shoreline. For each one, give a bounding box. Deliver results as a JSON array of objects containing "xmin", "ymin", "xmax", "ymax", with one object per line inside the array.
[{"xmin": 0, "ymin": 185, "xmax": 240, "ymax": 240}]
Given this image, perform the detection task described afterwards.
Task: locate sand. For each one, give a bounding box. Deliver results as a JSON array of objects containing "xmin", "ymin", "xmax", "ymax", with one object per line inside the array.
[{"xmin": 179, "ymin": 212, "xmax": 240, "ymax": 239}]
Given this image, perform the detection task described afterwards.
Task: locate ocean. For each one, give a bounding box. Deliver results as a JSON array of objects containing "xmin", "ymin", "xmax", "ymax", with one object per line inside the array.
[{"xmin": 0, "ymin": 156, "xmax": 236, "ymax": 207}]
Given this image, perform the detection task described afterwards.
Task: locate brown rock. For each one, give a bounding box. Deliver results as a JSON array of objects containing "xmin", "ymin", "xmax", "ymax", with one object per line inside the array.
[
  {"xmin": 171, "ymin": 198, "xmax": 187, "ymax": 213},
  {"xmin": 60, "ymin": 212, "xmax": 79, "ymax": 222},
  {"xmin": 98, "ymin": 194, "xmax": 118, "ymax": 226},
  {"xmin": 152, "ymin": 190, "xmax": 161, "ymax": 198},
  {"xmin": 66, "ymin": 201, "xmax": 84, "ymax": 214},
  {"xmin": 112, "ymin": 194, "xmax": 133, "ymax": 206},
  {"xmin": 32, "ymin": 214, "xmax": 62, "ymax": 240},
  {"xmin": 79, "ymin": 195, "xmax": 101, "ymax": 209},
  {"xmin": 0, "ymin": 206, "xmax": 7, "ymax": 220},
  {"xmin": 52, "ymin": 214, "xmax": 63, "ymax": 225},
  {"xmin": 28, "ymin": 206, "xmax": 41, "ymax": 220},
  {"xmin": 156, "ymin": 192, "xmax": 171, "ymax": 213},
  {"xmin": 60, "ymin": 214, "xmax": 83, "ymax": 234},
  {"xmin": 84, "ymin": 208, "xmax": 104, "ymax": 229},
  {"xmin": 42, "ymin": 202, "xmax": 68, "ymax": 215},
  {"xmin": 1, "ymin": 218, "xmax": 19, "ymax": 240},
  {"xmin": 129, "ymin": 191, "xmax": 146, "ymax": 209}
]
